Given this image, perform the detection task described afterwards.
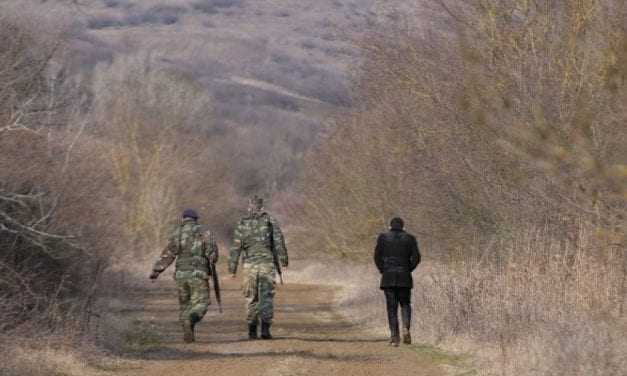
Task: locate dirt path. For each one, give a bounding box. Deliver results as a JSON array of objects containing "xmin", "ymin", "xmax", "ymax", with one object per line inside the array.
[{"xmin": 115, "ymin": 275, "xmax": 447, "ymax": 376}]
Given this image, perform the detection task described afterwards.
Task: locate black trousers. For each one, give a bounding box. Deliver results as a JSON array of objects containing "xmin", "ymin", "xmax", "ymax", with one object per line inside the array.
[{"xmin": 383, "ymin": 287, "xmax": 412, "ymax": 338}]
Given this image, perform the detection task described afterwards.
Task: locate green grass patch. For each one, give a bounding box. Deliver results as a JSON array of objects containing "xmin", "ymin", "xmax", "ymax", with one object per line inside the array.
[
  {"xmin": 122, "ymin": 322, "xmax": 162, "ymax": 353},
  {"xmin": 454, "ymin": 370, "xmax": 478, "ymax": 376},
  {"xmin": 407, "ymin": 344, "xmax": 467, "ymax": 366}
]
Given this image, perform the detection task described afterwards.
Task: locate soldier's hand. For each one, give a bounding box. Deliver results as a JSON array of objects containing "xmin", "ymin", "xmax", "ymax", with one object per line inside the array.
[{"xmin": 149, "ymin": 271, "xmax": 160, "ymax": 280}]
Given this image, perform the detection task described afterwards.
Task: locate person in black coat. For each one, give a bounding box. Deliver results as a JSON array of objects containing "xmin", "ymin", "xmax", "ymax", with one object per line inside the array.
[{"xmin": 374, "ymin": 217, "xmax": 421, "ymax": 346}]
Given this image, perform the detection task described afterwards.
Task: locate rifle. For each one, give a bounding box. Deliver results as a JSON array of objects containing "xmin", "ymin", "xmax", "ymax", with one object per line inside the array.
[
  {"xmin": 209, "ymin": 261, "xmax": 222, "ymax": 313},
  {"xmin": 267, "ymin": 218, "xmax": 284, "ymax": 285}
]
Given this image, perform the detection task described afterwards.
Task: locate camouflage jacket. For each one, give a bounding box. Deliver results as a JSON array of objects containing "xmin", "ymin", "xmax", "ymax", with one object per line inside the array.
[
  {"xmin": 153, "ymin": 218, "xmax": 219, "ymax": 280},
  {"xmin": 228, "ymin": 212, "xmax": 288, "ymax": 274}
]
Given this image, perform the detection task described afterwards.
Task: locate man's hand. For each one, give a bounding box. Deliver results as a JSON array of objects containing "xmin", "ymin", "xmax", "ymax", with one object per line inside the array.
[{"xmin": 149, "ymin": 270, "xmax": 160, "ymax": 280}]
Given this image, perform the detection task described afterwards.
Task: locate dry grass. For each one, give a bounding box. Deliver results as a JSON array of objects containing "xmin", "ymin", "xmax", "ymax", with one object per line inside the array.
[
  {"xmin": 0, "ymin": 346, "xmax": 94, "ymax": 376},
  {"xmin": 297, "ymin": 0, "xmax": 627, "ymax": 256},
  {"xmin": 293, "ymin": 224, "xmax": 626, "ymax": 375},
  {"xmin": 414, "ymin": 228, "xmax": 626, "ymax": 375},
  {"xmin": 0, "ymin": 335, "xmax": 133, "ymax": 376},
  {"xmin": 293, "ymin": 1, "xmax": 627, "ymax": 375},
  {"xmin": 0, "ymin": 8, "xmax": 265, "ymax": 371},
  {"xmin": 1, "ymin": 1, "xmax": 625, "ymax": 375}
]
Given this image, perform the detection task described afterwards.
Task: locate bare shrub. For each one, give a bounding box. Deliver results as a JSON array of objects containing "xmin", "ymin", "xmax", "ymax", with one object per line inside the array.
[
  {"xmin": 298, "ymin": 0, "xmax": 627, "ymax": 256},
  {"xmin": 301, "ymin": 39, "xmax": 317, "ymax": 50},
  {"xmin": 86, "ymin": 15, "xmax": 125, "ymax": 30},
  {"xmin": 90, "ymin": 54, "xmax": 241, "ymax": 257},
  {"xmin": 274, "ymin": 10, "xmax": 290, "ymax": 18},
  {"xmin": 87, "ymin": 5, "xmax": 185, "ymax": 29},
  {"xmin": 0, "ymin": 340, "xmax": 99, "ymax": 376},
  {"xmin": 293, "ymin": 226, "xmax": 626, "ymax": 375},
  {"xmin": 0, "ymin": 12, "xmax": 113, "ymax": 337},
  {"xmin": 0, "ymin": 15, "xmax": 60, "ymax": 133},
  {"xmin": 411, "ymin": 227, "xmax": 626, "ymax": 374},
  {"xmin": 127, "ymin": 5, "xmax": 185, "ymax": 26},
  {"xmin": 295, "ymin": 0, "xmax": 627, "ymax": 374},
  {"xmin": 257, "ymin": 57, "xmax": 351, "ymax": 106},
  {"xmin": 191, "ymin": 0, "xmax": 243, "ymax": 15},
  {"xmin": 212, "ymin": 82, "xmax": 300, "ymax": 111},
  {"xmin": 102, "ymin": 0, "xmax": 131, "ymax": 8}
]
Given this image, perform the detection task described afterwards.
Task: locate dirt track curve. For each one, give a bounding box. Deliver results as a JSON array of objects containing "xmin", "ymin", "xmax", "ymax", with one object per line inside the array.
[{"xmin": 117, "ymin": 272, "xmax": 446, "ymax": 376}]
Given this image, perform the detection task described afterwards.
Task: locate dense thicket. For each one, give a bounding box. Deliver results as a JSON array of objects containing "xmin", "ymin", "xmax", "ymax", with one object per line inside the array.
[
  {"xmin": 298, "ymin": 0, "xmax": 627, "ymax": 258},
  {"xmin": 296, "ymin": 1, "xmax": 626, "ymax": 374},
  {"xmin": 0, "ymin": 16, "xmax": 111, "ymax": 334},
  {"xmin": 0, "ymin": 17, "xmax": 238, "ymax": 337}
]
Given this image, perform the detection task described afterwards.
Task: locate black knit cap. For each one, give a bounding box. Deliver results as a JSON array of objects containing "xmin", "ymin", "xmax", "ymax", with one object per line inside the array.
[
  {"xmin": 182, "ymin": 209, "xmax": 199, "ymax": 220},
  {"xmin": 390, "ymin": 217, "xmax": 404, "ymax": 230}
]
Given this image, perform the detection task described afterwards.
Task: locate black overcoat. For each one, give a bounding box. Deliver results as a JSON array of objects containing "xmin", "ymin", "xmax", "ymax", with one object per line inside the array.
[{"xmin": 374, "ymin": 229, "xmax": 421, "ymax": 289}]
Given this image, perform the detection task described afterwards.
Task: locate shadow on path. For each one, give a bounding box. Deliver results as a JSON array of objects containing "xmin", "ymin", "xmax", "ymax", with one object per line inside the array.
[
  {"xmin": 133, "ymin": 348, "xmax": 382, "ymax": 362},
  {"xmin": 272, "ymin": 336, "xmax": 387, "ymax": 344},
  {"xmin": 186, "ymin": 336, "xmax": 388, "ymax": 345}
]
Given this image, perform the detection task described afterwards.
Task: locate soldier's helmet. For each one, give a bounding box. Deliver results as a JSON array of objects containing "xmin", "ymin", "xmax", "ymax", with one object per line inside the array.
[{"xmin": 182, "ymin": 209, "xmax": 199, "ymax": 220}]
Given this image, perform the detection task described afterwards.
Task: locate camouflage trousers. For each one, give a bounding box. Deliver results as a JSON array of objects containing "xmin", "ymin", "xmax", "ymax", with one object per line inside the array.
[
  {"xmin": 176, "ymin": 277, "xmax": 210, "ymax": 324},
  {"xmin": 242, "ymin": 263, "xmax": 276, "ymax": 324}
]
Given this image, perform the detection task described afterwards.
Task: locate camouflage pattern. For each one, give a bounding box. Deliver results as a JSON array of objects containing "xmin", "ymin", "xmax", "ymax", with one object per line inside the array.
[
  {"xmin": 177, "ymin": 278, "xmax": 210, "ymax": 323},
  {"xmin": 242, "ymin": 263, "xmax": 276, "ymax": 323},
  {"xmin": 153, "ymin": 217, "xmax": 218, "ymax": 326},
  {"xmin": 229, "ymin": 201, "xmax": 288, "ymax": 325}
]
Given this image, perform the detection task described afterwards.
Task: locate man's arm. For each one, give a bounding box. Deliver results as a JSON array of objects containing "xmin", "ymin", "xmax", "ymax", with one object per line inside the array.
[
  {"xmin": 228, "ymin": 224, "xmax": 244, "ymax": 275},
  {"xmin": 409, "ymin": 236, "xmax": 421, "ymax": 272},
  {"xmin": 150, "ymin": 232, "xmax": 179, "ymax": 279},
  {"xmin": 374, "ymin": 234, "xmax": 385, "ymax": 273},
  {"xmin": 269, "ymin": 216, "xmax": 288, "ymax": 267}
]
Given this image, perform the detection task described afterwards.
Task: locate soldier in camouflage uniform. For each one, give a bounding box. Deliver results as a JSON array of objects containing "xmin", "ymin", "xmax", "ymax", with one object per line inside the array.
[
  {"xmin": 229, "ymin": 196, "xmax": 288, "ymax": 340},
  {"xmin": 149, "ymin": 209, "xmax": 218, "ymax": 343}
]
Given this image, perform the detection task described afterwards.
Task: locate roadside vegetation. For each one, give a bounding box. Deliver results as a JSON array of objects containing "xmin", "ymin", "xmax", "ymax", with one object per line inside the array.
[
  {"xmin": 296, "ymin": 1, "xmax": 627, "ymax": 374},
  {"xmin": 1, "ymin": 1, "xmax": 625, "ymax": 375}
]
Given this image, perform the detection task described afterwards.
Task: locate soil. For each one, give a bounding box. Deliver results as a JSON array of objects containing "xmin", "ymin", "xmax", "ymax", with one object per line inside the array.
[{"xmin": 116, "ymin": 275, "xmax": 446, "ymax": 376}]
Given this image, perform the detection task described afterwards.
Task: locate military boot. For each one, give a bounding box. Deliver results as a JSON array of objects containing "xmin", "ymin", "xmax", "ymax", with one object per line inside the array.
[
  {"xmin": 182, "ymin": 320, "xmax": 195, "ymax": 343},
  {"xmin": 402, "ymin": 328, "xmax": 412, "ymax": 345},
  {"xmin": 248, "ymin": 322, "xmax": 258, "ymax": 340},
  {"xmin": 190, "ymin": 313, "xmax": 201, "ymax": 339},
  {"xmin": 260, "ymin": 321, "xmax": 272, "ymax": 340}
]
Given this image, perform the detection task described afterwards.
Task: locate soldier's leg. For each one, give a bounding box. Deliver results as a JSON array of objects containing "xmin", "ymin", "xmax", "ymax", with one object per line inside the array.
[
  {"xmin": 384, "ymin": 288, "xmax": 400, "ymax": 345},
  {"xmin": 257, "ymin": 272, "xmax": 275, "ymax": 339},
  {"xmin": 243, "ymin": 271, "xmax": 260, "ymax": 339},
  {"xmin": 177, "ymin": 279, "xmax": 194, "ymax": 343},
  {"xmin": 398, "ymin": 288, "xmax": 412, "ymax": 344},
  {"xmin": 244, "ymin": 271, "xmax": 260, "ymax": 324},
  {"xmin": 258, "ymin": 273, "xmax": 275, "ymax": 324},
  {"xmin": 178, "ymin": 279, "xmax": 192, "ymax": 322},
  {"xmin": 189, "ymin": 278, "xmax": 210, "ymax": 325}
]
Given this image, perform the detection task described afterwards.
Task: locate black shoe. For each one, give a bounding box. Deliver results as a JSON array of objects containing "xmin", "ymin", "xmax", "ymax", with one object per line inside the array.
[
  {"xmin": 190, "ymin": 313, "xmax": 201, "ymax": 329},
  {"xmin": 182, "ymin": 320, "xmax": 195, "ymax": 343},
  {"xmin": 389, "ymin": 336, "xmax": 400, "ymax": 347},
  {"xmin": 260, "ymin": 322, "xmax": 272, "ymax": 340},
  {"xmin": 402, "ymin": 328, "xmax": 412, "ymax": 345},
  {"xmin": 248, "ymin": 322, "xmax": 258, "ymax": 340}
]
